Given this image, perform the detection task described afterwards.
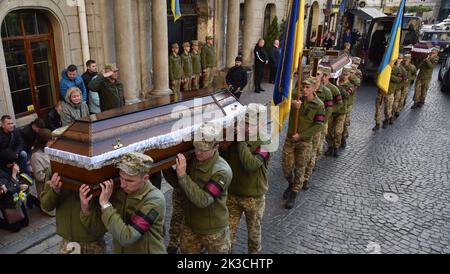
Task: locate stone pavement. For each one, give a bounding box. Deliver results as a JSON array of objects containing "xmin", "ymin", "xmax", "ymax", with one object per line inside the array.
[{"xmin": 2, "ymin": 67, "xmax": 450, "ymax": 254}]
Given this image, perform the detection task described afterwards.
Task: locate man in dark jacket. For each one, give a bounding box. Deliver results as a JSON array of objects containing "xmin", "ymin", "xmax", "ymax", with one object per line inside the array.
[
  {"xmin": 45, "ymin": 101, "xmax": 63, "ymax": 131},
  {"xmin": 0, "ymin": 116, "xmax": 27, "ymax": 173},
  {"xmin": 226, "ymin": 56, "xmax": 248, "ymax": 100},
  {"xmin": 269, "ymin": 40, "xmax": 281, "ymax": 84},
  {"xmin": 89, "ymin": 64, "xmax": 125, "ymax": 112},
  {"xmin": 82, "ymin": 60, "xmax": 98, "ymax": 89},
  {"xmin": 253, "ymin": 39, "xmax": 269, "ymax": 93},
  {"xmin": 20, "ymin": 118, "xmax": 46, "ymax": 157}
]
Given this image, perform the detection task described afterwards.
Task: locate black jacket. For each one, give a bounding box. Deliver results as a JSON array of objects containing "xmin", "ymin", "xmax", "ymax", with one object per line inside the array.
[
  {"xmin": 269, "ymin": 46, "xmax": 281, "ymax": 67},
  {"xmin": 20, "ymin": 123, "xmax": 36, "ymax": 152},
  {"xmin": 226, "ymin": 66, "xmax": 248, "ymax": 90},
  {"xmin": 46, "ymin": 108, "xmax": 62, "ymax": 131},
  {"xmin": 0, "ymin": 128, "xmax": 24, "ymax": 155},
  {"xmin": 82, "ymin": 70, "xmax": 98, "ymax": 91},
  {"xmin": 0, "ymin": 168, "xmax": 20, "ymax": 208},
  {"xmin": 254, "ymin": 45, "xmax": 269, "ymax": 66}
]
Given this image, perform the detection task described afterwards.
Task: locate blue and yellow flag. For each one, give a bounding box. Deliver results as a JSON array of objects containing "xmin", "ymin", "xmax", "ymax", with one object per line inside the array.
[
  {"xmin": 172, "ymin": 0, "xmax": 181, "ymax": 22},
  {"xmin": 272, "ymin": 0, "xmax": 305, "ymax": 131},
  {"xmin": 376, "ymin": 0, "xmax": 405, "ymax": 94}
]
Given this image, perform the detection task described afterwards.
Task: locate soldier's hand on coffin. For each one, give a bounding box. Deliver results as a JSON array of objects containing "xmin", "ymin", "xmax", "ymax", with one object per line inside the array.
[
  {"xmin": 79, "ymin": 184, "xmax": 93, "ymax": 215},
  {"xmin": 292, "ymin": 133, "xmax": 300, "ymax": 141},
  {"xmin": 99, "ymin": 179, "xmax": 114, "ymax": 206},
  {"xmin": 175, "ymin": 154, "xmax": 187, "ymax": 178},
  {"xmin": 47, "ymin": 173, "xmax": 62, "ymax": 194}
]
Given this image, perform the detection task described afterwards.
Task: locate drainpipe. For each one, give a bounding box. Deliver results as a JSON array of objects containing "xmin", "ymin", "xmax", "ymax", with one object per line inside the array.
[{"xmin": 78, "ymin": 0, "xmax": 90, "ymax": 70}]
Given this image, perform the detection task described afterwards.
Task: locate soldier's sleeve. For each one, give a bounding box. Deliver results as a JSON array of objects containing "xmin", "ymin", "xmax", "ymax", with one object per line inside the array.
[
  {"xmin": 101, "ymin": 197, "xmax": 163, "ymax": 247},
  {"xmin": 390, "ymin": 71, "xmax": 401, "ymax": 83},
  {"xmin": 236, "ymin": 142, "xmax": 269, "ymax": 172},
  {"xmin": 79, "ymin": 201, "xmax": 107, "ymax": 235},
  {"xmin": 301, "ymin": 104, "xmax": 326, "ymax": 137},
  {"xmin": 339, "ymin": 86, "xmax": 350, "ymax": 99},
  {"xmin": 168, "ymin": 57, "xmax": 174, "ymax": 81},
  {"xmin": 88, "ymin": 74, "xmax": 105, "ymax": 93},
  {"xmin": 201, "ymin": 49, "xmax": 206, "ymax": 68},
  {"xmin": 423, "ymin": 59, "xmax": 434, "ymax": 69},
  {"xmin": 178, "ymin": 170, "xmax": 230, "ymax": 208},
  {"xmin": 40, "ymin": 170, "xmax": 63, "ymax": 212}
]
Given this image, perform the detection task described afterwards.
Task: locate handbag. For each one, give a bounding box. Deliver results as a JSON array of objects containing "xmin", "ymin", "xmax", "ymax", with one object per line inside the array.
[{"xmin": 3, "ymin": 207, "xmax": 25, "ymax": 224}]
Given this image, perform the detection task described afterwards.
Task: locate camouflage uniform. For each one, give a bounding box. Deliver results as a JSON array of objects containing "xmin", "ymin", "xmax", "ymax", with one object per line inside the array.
[
  {"xmin": 325, "ymin": 81, "xmax": 343, "ymax": 149},
  {"xmin": 201, "ymin": 36, "xmax": 216, "ymax": 88},
  {"xmin": 169, "ymin": 43, "xmax": 184, "ymax": 93},
  {"xmin": 221, "ymin": 103, "xmax": 270, "ymax": 254},
  {"xmin": 343, "ymin": 66, "xmax": 360, "ymax": 141},
  {"xmin": 413, "ymin": 51, "xmax": 439, "ymax": 106},
  {"xmin": 375, "ymin": 65, "xmax": 399, "ymax": 126},
  {"xmin": 180, "ymin": 42, "xmax": 193, "ymax": 91},
  {"xmin": 191, "ymin": 41, "xmax": 202, "ymax": 90},
  {"xmin": 336, "ymin": 73, "xmax": 355, "ymax": 148},
  {"xmin": 393, "ymin": 63, "xmax": 408, "ymax": 115},
  {"xmin": 400, "ymin": 55, "xmax": 417, "ymax": 110},
  {"xmin": 59, "ymin": 239, "xmax": 106, "ymax": 254}
]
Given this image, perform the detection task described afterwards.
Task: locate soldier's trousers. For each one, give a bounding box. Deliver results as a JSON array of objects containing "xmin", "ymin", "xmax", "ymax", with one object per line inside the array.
[
  {"xmin": 400, "ymin": 84, "xmax": 411, "ymax": 111},
  {"xmin": 304, "ymin": 131, "xmax": 323, "ymax": 182},
  {"xmin": 182, "ymin": 77, "xmax": 192, "ymax": 91},
  {"xmin": 227, "ymin": 195, "xmax": 265, "ymax": 254},
  {"xmin": 393, "ymin": 88, "xmax": 403, "ymax": 114},
  {"xmin": 59, "ymin": 239, "xmax": 106, "ymax": 254},
  {"xmin": 343, "ymin": 105, "xmax": 353, "ymax": 140},
  {"xmin": 375, "ymin": 92, "xmax": 394, "ymax": 125},
  {"xmin": 192, "ymin": 74, "xmax": 201, "ymax": 90},
  {"xmin": 202, "ymin": 68, "xmax": 214, "ymax": 88},
  {"xmin": 332, "ymin": 114, "xmax": 346, "ymax": 149},
  {"xmin": 413, "ymin": 78, "xmax": 431, "ymax": 104},
  {"xmin": 168, "ymin": 188, "xmax": 185, "ymax": 249},
  {"xmin": 180, "ymin": 224, "xmax": 230, "ymax": 254},
  {"xmin": 171, "ymin": 79, "xmax": 182, "ymax": 93},
  {"xmin": 282, "ymin": 137, "xmax": 312, "ymax": 193}
]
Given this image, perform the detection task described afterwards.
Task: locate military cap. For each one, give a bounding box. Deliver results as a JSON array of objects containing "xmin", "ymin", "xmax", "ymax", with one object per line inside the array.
[
  {"xmin": 302, "ymin": 76, "xmax": 317, "ymax": 86},
  {"xmin": 193, "ymin": 122, "xmax": 221, "ymax": 151},
  {"xmin": 431, "ymin": 47, "xmax": 440, "ymax": 53},
  {"xmin": 303, "ymin": 65, "xmax": 312, "ymax": 73},
  {"xmin": 318, "ymin": 67, "xmax": 331, "ymax": 75},
  {"xmin": 246, "ymin": 103, "xmax": 267, "ymax": 126},
  {"xmin": 191, "ymin": 40, "xmax": 199, "ymax": 46},
  {"xmin": 206, "ymin": 35, "xmax": 214, "ymax": 40},
  {"xmin": 116, "ymin": 152, "xmax": 154, "ymax": 176},
  {"xmin": 404, "ymin": 54, "xmax": 412, "ymax": 60},
  {"xmin": 104, "ymin": 63, "xmax": 119, "ymax": 71},
  {"xmin": 342, "ymin": 67, "xmax": 352, "ymax": 74},
  {"xmin": 352, "ymin": 57, "xmax": 361, "ymax": 65},
  {"xmin": 182, "ymin": 42, "xmax": 190, "ymax": 47},
  {"xmin": 351, "ymin": 64, "xmax": 358, "ymax": 70},
  {"xmin": 171, "ymin": 43, "xmax": 179, "ymax": 48}
]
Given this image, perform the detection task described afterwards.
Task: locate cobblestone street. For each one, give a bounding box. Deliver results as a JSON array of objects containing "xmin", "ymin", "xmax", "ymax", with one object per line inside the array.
[{"xmin": 1, "ymin": 68, "xmax": 449, "ymax": 254}]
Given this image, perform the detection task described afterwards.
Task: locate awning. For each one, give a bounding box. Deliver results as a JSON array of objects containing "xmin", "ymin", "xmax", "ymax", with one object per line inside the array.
[{"xmin": 349, "ymin": 8, "xmax": 386, "ymax": 21}]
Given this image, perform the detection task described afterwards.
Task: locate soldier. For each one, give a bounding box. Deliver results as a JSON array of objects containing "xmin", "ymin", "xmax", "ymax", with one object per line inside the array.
[
  {"xmin": 392, "ymin": 54, "xmax": 409, "ymax": 117},
  {"xmin": 169, "ymin": 43, "xmax": 184, "ymax": 93},
  {"xmin": 303, "ymin": 68, "xmax": 333, "ymax": 190},
  {"xmin": 166, "ymin": 122, "xmax": 232, "ymax": 254},
  {"xmin": 221, "ymin": 103, "xmax": 270, "ymax": 254},
  {"xmin": 282, "ymin": 77, "xmax": 325, "ymax": 209},
  {"xmin": 191, "ymin": 40, "xmax": 202, "ymax": 90},
  {"xmin": 400, "ymin": 54, "xmax": 417, "ymax": 110},
  {"xmin": 201, "ymin": 36, "xmax": 216, "ymax": 88},
  {"xmin": 411, "ymin": 47, "xmax": 440, "ymax": 109},
  {"xmin": 79, "ymin": 152, "xmax": 166, "ymax": 254},
  {"xmin": 373, "ymin": 58, "xmax": 401, "ymax": 130},
  {"xmin": 334, "ymin": 68, "xmax": 353, "ymax": 156},
  {"xmin": 340, "ymin": 67, "xmax": 357, "ymax": 149},
  {"xmin": 180, "ymin": 42, "xmax": 193, "ymax": 92}
]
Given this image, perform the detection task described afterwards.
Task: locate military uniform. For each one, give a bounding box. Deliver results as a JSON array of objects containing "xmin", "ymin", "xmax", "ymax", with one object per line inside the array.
[
  {"xmin": 80, "ymin": 153, "xmax": 166, "ymax": 254},
  {"xmin": 374, "ymin": 64, "xmax": 400, "ymax": 128},
  {"xmin": 282, "ymin": 77, "xmax": 325, "ymax": 209},
  {"xmin": 413, "ymin": 50, "xmax": 439, "ymax": 107},
  {"xmin": 221, "ymin": 103, "xmax": 270, "ymax": 254},
  {"xmin": 343, "ymin": 66, "xmax": 360, "ymax": 143},
  {"xmin": 337, "ymin": 74, "xmax": 355, "ymax": 148},
  {"xmin": 201, "ymin": 36, "xmax": 216, "ymax": 88},
  {"xmin": 169, "ymin": 43, "xmax": 184, "ymax": 93},
  {"xmin": 191, "ymin": 41, "xmax": 202, "ymax": 90},
  {"xmin": 393, "ymin": 63, "xmax": 408, "ymax": 116},
  {"xmin": 400, "ymin": 54, "xmax": 417, "ymax": 110},
  {"xmin": 325, "ymin": 81, "xmax": 343, "ymax": 151},
  {"xmin": 181, "ymin": 42, "xmax": 193, "ymax": 91}
]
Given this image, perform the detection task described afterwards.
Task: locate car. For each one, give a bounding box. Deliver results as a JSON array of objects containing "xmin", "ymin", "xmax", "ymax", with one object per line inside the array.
[{"xmin": 438, "ymin": 55, "xmax": 450, "ymax": 92}]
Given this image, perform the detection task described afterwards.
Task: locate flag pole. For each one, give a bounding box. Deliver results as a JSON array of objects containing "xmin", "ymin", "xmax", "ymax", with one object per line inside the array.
[{"xmin": 293, "ymin": 54, "xmax": 303, "ymax": 135}]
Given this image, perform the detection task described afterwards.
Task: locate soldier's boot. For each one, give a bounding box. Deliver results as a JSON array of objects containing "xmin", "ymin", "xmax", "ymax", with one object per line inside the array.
[
  {"xmin": 411, "ymin": 103, "xmax": 420, "ymax": 109},
  {"xmin": 283, "ymin": 180, "xmax": 293, "ymax": 200},
  {"xmin": 333, "ymin": 148, "xmax": 340, "ymax": 158},
  {"xmin": 372, "ymin": 124, "xmax": 380, "ymax": 131},
  {"xmin": 325, "ymin": 145, "xmax": 333, "ymax": 156},
  {"xmin": 382, "ymin": 119, "xmax": 389, "ymax": 129},
  {"xmin": 340, "ymin": 138, "xmax": 347, "ymax": 149},
  {"xmin": 302, "ymin": 181, "xmax": 310, "ymax": 191},
  {"xmin": 418, "ymin": 102, "xmax": 424, "ymax": 108},
  {"xmin": 166, "ymin": 246, "xmax": 178, "ymax": 254},
  {"xmin": 389, "ymin": 117, "xmax": 394, "ymax": 125},
  {"xmin": 394, "ymin": 112, "xmax": 400, "ymax": 118},
  {"xmin": 284, "ymin": 191, "xmax": 298, "ymax": 209}
]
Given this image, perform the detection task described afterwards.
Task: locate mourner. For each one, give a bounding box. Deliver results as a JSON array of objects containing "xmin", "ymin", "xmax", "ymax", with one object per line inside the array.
[
  {"xmin": 0, "ymin": 115, "xmax": 28, "ymax": 173},
  {"xmin": 79, "ymin": 152, "xmax": 166, "ymax": 254},
  {"xmin": 59, "ymin": 64, "xmax": 87, "ymax": 103},
  {"xmin": 88, "ymin": 64, "xmax": 125, "ymax": 112},
  {"xmin": 61, "ymin": 87, "xmax": 90, "ymax": 127},
  {"xmin": 225, "ymin": 56, "xmax": 248, "ymax": 100}
]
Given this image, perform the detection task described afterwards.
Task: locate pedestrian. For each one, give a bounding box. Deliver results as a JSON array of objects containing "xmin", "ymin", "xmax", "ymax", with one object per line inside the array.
[
  {"xmin": 253, "ymin": 39, "xmax": 269, "ymax": 93},
  {"xmin": 269, "ymin": 40, "xmax": 281, "ymax": 84},
  {"xmin": 221, "ymin": 103, "xmax": 270, "ymax": 254},
  {"xmin": 181, "ymin": 42, "xmax": 193, "ymax": 92},
  {"xmin": 169, "ymin": 43, "xmax": 184, "ymax": 93},
  {"xmin": 0, "ymin": 115, "xmax": 27, "ymax": 173},
  {"xmin": 59, "ymin": 64, "xmax": 87, "ymax": 102},
  {"xmin": 226, "ymin": 56, "xmax": 248, "ymax": 100},
  {"xmin": 201, "ymin": 36, "xmax": 216, "ymax": 88},
  {"xmin": 61, "ymin": 87, "xmax": 90, "ymax": 127},
  {"xmin": 282, "ymin": 77, "xmax": 325, "ymax": 209},
  {"xmin": 79, "ymin": 152, "xmax": 166, "ymax": 254},
  {"xmin": 191, "ymin": 40, "xmax": 202, "ymax": 90},
  {"xmin": 89, "ymin": 64, "xmax": 125, "ymax": 112},
  {"xmin": 411, "ymin": 48, "xmax": 439, "ymax": 109}
]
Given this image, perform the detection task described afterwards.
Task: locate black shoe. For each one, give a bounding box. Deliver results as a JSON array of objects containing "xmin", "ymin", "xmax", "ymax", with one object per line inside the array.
[
  {"xmin": 167, "ymin": 246, "xmax": 178, "ymax": 254},
  {"xmin": 411, "ymin": 103, "xmax": 419, "ymax": 109},
  {"xmin": 283, "ymin": 182, "xmax": 292, "ymax": 200},
  {"xmin": 333, "ymin": 148, "xmax": 340, "ymax": 158},
  {"xmin": 389, "ymin": 117, "xmax": 394, "ymax": 125},
  {"xmin": 418, "ymin": 102, "xmax": 424, "ymax": 108},
  {"xmin": 382, "ymin": 120, "xmax": 388, "ymax": 128},
  {"xmin": 340, "ymin": 139, "xmax": 347, "ymax": 149},
  {"xmin": 325, "ymin": 146, "xmax": 334, "ymax": 156},
  {"xmin": 302, "ymin": 181, "xmax": 310, "ymax": 191},
  {"xmin": 372, "ymin": 124, "xmax": 380, "ymax": 131},
  {"xmin": 395, "ymin": 112, "xmax": 400, "ymax": 118},
  {"xmin": 254, "ymin": 90, "xmax": 261, "ymax": 93},
  {"xmin": 285, "ymin": 191, "xmax": 298, "ymax": 209},
  {"xmin": 260, "ymin": 88, "xmax": 266, "ymax": 92}
]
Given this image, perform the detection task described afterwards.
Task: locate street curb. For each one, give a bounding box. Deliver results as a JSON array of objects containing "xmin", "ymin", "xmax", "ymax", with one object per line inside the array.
[{"xmin": 0, "ymin": 224, "xmax": 56, "ymax": 254}]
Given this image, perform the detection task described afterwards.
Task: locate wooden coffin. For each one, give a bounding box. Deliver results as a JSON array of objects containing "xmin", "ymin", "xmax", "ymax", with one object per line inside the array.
[
  {"xmin": 45, "ymin": 88, "xmax": 245, "ymax": 194},
  {"xmin": 318, "ymin": 53, "xmax": 352, "ymax": 79},
  {"xmin": 411, "ymin": 41, "xmax": 434, "ymax": 61}
]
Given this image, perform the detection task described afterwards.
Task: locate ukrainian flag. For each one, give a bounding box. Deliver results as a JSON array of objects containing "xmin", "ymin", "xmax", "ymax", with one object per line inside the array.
[
  {"xmin": 272, "ymin": 0, "xmax": 305, "ymax": 131},
  {"xmin": 172, "ymin": 0, "xmax": 181, "ymax": 22},
  {"xmin": 376, "ymin": 0, "xmax": 406, "ymax": 94}
]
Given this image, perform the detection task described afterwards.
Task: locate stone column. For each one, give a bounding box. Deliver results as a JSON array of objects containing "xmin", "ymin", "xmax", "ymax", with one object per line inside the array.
[
  {"xmin": 242, "ymin": 0, "xmax": 256, "ymax": 66},
  {"xmin": 138, "ymin": 0, "xmax": 152, "ymax": 98},
  {"xmin": 226, "ymin": 0, "xmax": 240, "ymax": 68},
  {"xmin": 150, "ymin": 0, "xmax": 172, "ymax": 96},
  {"xmin": 113, "ymin": 0, "xmax": 140, "ymax": 103}
]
